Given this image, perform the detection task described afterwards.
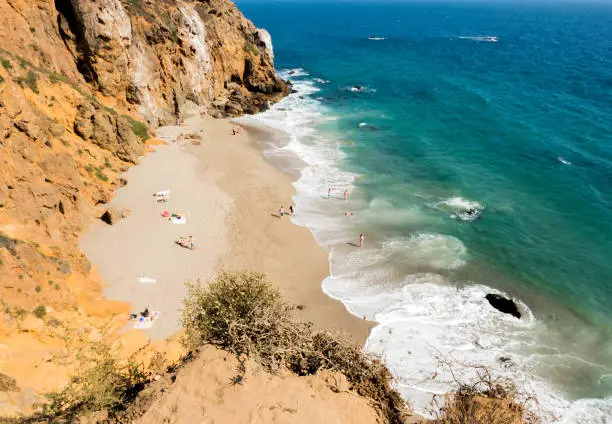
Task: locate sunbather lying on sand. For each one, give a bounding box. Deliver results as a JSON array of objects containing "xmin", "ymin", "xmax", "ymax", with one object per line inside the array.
[
  {"xmin": 130, "ymin": 307, "xmax": 150, "ymax": 320},
  {"xmin": 176, "ymin": 236, "xmax": 196, "ymax": 250}
]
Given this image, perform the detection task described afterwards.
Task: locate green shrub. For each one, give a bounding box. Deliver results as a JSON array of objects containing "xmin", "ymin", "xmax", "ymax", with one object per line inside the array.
[
  {"xmin": 33, "ymin": 305, "xmax": 46, "ymax": 318},
  {"xmin": 29, "ymin": 27, "xmax": 36, "ymax": 33},
  {"xmin": 16, "ymin": 71, "xmax": 39, "ymax": 93},
  {"xmin": 95, "ymin": 170, "xmax": 109, "ymax": 182},
  {"xmin": 1, "ymin": 59, "xmax": 12, "ymax": 70},
  {"xmin": 182, "ymin": 271, "xmax": 409, "ymax": 423},
  {"xmin": 122, "ymin": 115, "xmax": 149, "ymax": 141},
  {"xmin": 243, "ymin": 41, "xmax": 259, "ymax": 56},
  {"xmin": 0, "ymin": 75, "xmax": 4, "ymax": 84},
  {"xmin": 35, "ymin": 285, "xmax": 41, "ymax": 292}
]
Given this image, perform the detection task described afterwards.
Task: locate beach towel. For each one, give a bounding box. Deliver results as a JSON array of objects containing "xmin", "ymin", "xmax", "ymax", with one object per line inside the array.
[
  {"xmin": 133, "ymin": 311, "xmax": 160, "ymax": 329},
  {"xmin": 171, "ymin": 216, "xmax": 186, "ymax": 224},
  {"xmin": 155, "ymin": 191, "xmax": 170, "ymax": 202},
  {"xmin": 137, "ymin": 276, "xmax": 157, "ymax": 284}
]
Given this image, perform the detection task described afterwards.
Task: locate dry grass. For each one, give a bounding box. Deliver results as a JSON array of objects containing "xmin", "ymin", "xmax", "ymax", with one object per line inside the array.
[
  {"xmin": 31, "ymin": 344, "xmax": 148, "ymax": 422},
  {"xmin": 182, "ymin": 270, "xmax": 410, "ymax": 424},
  {"xmin": 431, "ymin": 360, "xmax": 540, "ymax": 424}
]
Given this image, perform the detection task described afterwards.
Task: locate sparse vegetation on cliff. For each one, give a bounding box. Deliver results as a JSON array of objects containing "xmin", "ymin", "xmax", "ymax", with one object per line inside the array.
[
  {"xmin": 182, "ymin": 271, "xmax": 410, "ymax": 424},
  {"xmin": 37, "ymin": 344, "xmax": 148, "ymax": 422},
  {"xmin": 431, "ymin": 360, "xmax": 540, "ymax": 424}
]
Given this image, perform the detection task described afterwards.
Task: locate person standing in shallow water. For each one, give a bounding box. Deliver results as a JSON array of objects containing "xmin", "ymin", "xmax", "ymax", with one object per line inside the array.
[
  {"xmin": 359, "ymin": 233, "xmax": 365, "ymax": 248},
  {"xmin": 279, "ymin": 206, "xmax": 285, "ymax": 217},
  {"xmin": 344, "ymin": 190, "xmax": 349, "ymax": 201},
  {"xmin": 289, "ymin": 205, "xmax": 294, "ymax": 215}
]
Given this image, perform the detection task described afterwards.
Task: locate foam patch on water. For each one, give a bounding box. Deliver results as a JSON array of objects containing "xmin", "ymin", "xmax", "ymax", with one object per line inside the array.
[
  {"xmin": 344, "ymin": 85, "xmax": 377, "ymax": 93},
  {"xmin": 383, "ymin": 234, "xmax": 467, "ymax": 270},
  {"xmin": 433, "ymin": 196, "xmax": 484, "ymax": 221},
  {"xmin": 280, "ymin": 68, "xmax": 310, "ymax": 78},
  {"xmin": 245, "ymin": 69, "xmax": 612, "ymax": 423}
]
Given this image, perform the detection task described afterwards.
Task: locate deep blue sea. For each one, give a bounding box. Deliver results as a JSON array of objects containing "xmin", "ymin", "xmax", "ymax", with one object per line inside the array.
[{"xmin": 237, "ymin": 1, "xmax": 612, "ymax": 421}]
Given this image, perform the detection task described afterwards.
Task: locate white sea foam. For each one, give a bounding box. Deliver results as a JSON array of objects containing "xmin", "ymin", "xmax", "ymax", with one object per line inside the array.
[
  {"xmin": 433, "ymin": 196, "xmax": 484, "ymax": 221},
  {"xmin": 344, "ymin": 85, "xmax": 376, "ymax": 93},
  {"xmin": 280, "ymin": 68, "xmax": 309, "ymax": 78},
  {"xmin": 368, "ymin": 36, "xmax": 387, "ymax": 41},
  {"xmin": 557, "ymin": 156, "xmax": 572, "ymax": 165},
  {"xmin": 244, "ymin": 69, "xmax": 612, "ymax": 423},
  {"xmin": 382, "ymin": 234, "xmax": 467, "ymax": 270},
  {"xmin": 313, "ymin": 77, "xmax": 330, "ymax": 84},
  {"xmin": 458, "ymin": 35, "xmax": 499, "ymax": 43}
]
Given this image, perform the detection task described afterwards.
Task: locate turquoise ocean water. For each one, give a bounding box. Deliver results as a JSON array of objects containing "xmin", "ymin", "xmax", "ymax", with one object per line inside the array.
[{"xmin": 237, "ymin": 1, "xmax": 612, "ymax": 421}]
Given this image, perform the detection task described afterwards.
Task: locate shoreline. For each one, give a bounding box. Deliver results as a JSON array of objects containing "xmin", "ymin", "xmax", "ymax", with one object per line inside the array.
[{"xmin": 80, "ymin": 111, "xmax": 373, "ymax": 344}]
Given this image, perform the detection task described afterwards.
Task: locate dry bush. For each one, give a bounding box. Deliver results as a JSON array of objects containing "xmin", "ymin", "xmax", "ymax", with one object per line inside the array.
[
  {"xmin": 182, "ymin": 271, "xmax": 409, "ymax": 424},
  {"xmin": 37, "ymin": 344, "xmax": 148, "ymax": 422},
  {"xmin": 431, "ymin": 361, "xmax": 540, "ymax": 424}
]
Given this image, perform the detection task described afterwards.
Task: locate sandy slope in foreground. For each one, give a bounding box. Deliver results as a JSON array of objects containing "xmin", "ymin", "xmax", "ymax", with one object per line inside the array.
[
  {"xmin": 80, "ymin": 112, "xmax": 372, "ymax": 342},
  {"xmin": 137, "ymin": 345, "xmax": 381, "ymax": 424}
]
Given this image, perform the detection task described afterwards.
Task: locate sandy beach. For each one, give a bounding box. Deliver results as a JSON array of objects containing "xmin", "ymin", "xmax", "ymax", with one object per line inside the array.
[{"xmin": 80, "ymin": 110, "xmax": 372, "ymax": 343}]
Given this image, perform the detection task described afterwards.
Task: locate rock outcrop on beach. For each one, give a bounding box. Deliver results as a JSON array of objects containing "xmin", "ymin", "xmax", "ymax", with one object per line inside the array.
[
  {"xmin": 0, "ymin": 0, "xmax": 287, "ymax": 416},
  {"xmin": 485, "ymin": 294, "xmax": 521, "ymax": 319}
]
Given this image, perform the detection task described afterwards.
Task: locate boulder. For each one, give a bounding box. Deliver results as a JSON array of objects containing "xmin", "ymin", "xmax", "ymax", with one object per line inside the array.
[
  {"xmin": 49, "ymin": 124, "xmax": 65, "ymax": 137},
  {"xmin": 100, "ymin": 207, "xmax": 122, "ymax": 225},
  {"xmin": 224, "ymin": 101, "xmax": 244, "ymax": 116},
  {"xmin": 485, "ymin": 294, "xmax": 521, "ymax": 319},
  {"xmin": 13, "ymin": 120, "xmax": 41, "ymax": 141},
  {"xmin": 255, "ymin": 28, "xmax": 274, "ymax": 60}
]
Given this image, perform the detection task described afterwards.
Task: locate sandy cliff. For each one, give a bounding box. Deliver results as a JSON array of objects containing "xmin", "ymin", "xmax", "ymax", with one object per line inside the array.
[{"xmin": 0, "ymin": 0, "xmax": 287, "ymax": 416}]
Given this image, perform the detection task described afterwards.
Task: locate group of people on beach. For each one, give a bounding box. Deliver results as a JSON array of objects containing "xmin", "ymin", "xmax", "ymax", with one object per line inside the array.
[
  {"xmin": 280, "ymin": 187, "xmax": 365, "ymax": 248},
  {"xmin": 332, "ymin": 188, "xmax": 365, "ymax": 247},
  {"xmin": 279, "ymin": 204, "xmax": 294, "ymax": 217}
]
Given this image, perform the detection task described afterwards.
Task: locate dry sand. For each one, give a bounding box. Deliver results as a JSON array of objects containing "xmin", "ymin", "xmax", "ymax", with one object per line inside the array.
[
  {"xmin": 80, "ymin": 111, "xmax": 372, "ymax": 343},
  {"xmin": 137, "ymin": 345, "xmax": 381, "ymax": 424}
]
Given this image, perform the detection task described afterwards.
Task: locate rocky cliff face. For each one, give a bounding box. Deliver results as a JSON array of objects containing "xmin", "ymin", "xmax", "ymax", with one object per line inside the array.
[
  {"xmin": 54, "ymin": 0, "xmax": 288, "ymax": 124},
  {"xmin": 0, "ymin": 0, "xmax": 286, "ymax": 415}
]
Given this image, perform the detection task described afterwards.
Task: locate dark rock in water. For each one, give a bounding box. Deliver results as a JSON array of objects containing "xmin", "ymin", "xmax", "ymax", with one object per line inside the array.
[
  {"xmin": 485, "ymin": 294, "xmax": 521, "ymax": 319},
  {"xmin": 353, "ymin": 85, "xmax": 363, "ymax": 91},
  {"xmin": 290, "ymin": 88, "xmax": 298, "ymax": 94}
]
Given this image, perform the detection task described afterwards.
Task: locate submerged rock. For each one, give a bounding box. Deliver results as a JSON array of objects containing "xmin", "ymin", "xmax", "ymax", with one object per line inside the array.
[{"xmin": 485, "ymin": 294, "xmax": 521, "ymax": 319}]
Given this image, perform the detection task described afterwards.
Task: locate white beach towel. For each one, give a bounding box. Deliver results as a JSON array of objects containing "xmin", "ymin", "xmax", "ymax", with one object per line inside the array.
[
  {"xmin": 155, "ymin": 191, "xmax": 170, "ymax": 202},
  {"xmin": 137, "ymin": 276, "xmax": 157, "ymax": 284},
  {"xmin": 171, "ymin": 216, "xmax": 187, "ymax": 224},
  {"xmin": 133, "ymin": 311, "xmax": 160, "ymax": 329}
]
